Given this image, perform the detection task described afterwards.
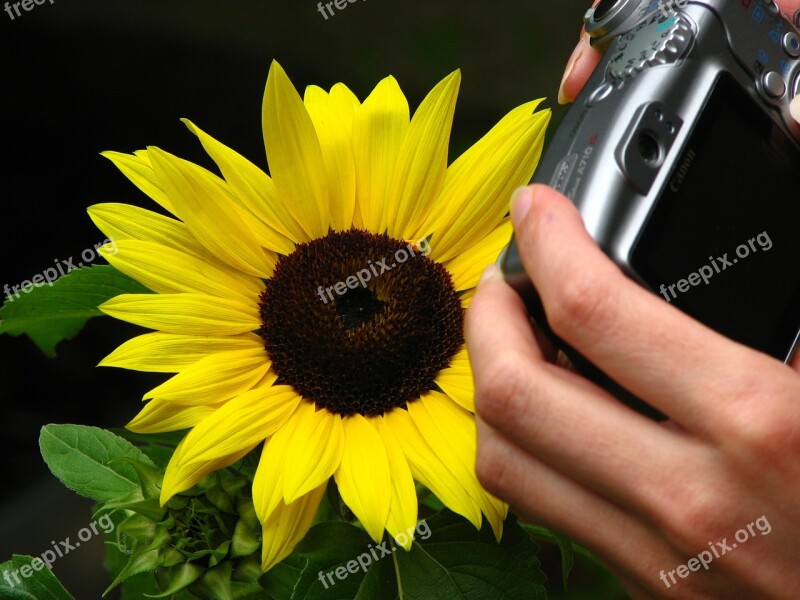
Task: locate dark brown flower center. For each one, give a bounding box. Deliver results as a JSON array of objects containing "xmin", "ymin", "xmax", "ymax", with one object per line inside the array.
[{"xmin": 258, "ymin": 229, "xmax": 463, "ymax": 417}]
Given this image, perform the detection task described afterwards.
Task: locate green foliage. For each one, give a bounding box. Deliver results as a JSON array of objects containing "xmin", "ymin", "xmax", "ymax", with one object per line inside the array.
[
  {"xmin": 0, "ymin": 265, "xmax": 149, "ymax": 357},
  {"xmin": 262, "ymin": 511, "xmax": 547, "ymax": 600},
  {"xmin": 522, "ymin": 524, "xmax": 576, "ymax": 590},
  {"xmin": 32, "ymin": 423, "xmax": 582, "ymax": 599},
  {"xmin": 39, "ymin": 424, "xmax": 154, "ymax": 503},
  {"xmin": 0, "ymin": 555, "xmax": 75, "ymax": 600}
]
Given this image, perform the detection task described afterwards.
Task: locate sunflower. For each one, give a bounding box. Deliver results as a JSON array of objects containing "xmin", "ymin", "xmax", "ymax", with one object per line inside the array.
[{"xmin": 89, "ymin": 61, "xmax": 550, "ymax": 571}]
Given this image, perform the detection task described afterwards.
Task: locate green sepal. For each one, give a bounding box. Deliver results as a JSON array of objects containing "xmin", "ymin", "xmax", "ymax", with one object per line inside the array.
[
  {"xmin": 231, "ymin": 519, "xmax": 260, "ymax": 557},
  {"xmin": 194, "ymin": 562, "xmax": 234, "ymax": 600},
  {"xmin": 148, "ymin": 563, "xmax": 205, "ymax": 598},
  {"xmin": 107, "ymin": 496, "xmax": 167, "ymax": 522},
  {"xmin": 105, "ymin": 549, "xmax": 162, "ymax": 596},
  {"xmin": 232, "ymin": 556, "xmax": 262, "ymax": 583},
  {"xmin": 116, "ymin": 456, "xmax": 166, "ymax": 501},
  {"xmin": 117, "ymin": 514, "xmax": 158, "ymax": 541},
  {"xmin": 236, "ymin": 497, "xmax": 259, "ymax": 530}
]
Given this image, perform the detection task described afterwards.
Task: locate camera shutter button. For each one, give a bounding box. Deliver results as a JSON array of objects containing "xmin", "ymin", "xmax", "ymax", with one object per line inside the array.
[
  {"xmin": 762, "ymin": 71, "xmax": 786, "ymax": 98},
  {"xmin": 783, "ymin": 32, "xmax": 800, "ymax": 58}
]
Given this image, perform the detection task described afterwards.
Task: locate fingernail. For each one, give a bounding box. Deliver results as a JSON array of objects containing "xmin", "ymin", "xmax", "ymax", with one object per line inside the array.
[
  {"xmin": 790, "ymin": 95, "xmax": 800, "ymax": 124},
  {"xmin": 511, "ymin": 185, "xmax": 533, "ymax": 228},
  {"xmin": 558, "ymin": 35, "xmax": 585, "ymax": 105},
  {"xmin": 478, "ymin": 263, "xmax": 502, "ymax": 285}
]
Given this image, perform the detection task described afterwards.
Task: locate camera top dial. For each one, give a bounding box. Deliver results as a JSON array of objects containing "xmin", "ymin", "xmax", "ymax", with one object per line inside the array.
[{"xmin": 607, "ymin": 11, "xmax": 694, "ymax": 79}]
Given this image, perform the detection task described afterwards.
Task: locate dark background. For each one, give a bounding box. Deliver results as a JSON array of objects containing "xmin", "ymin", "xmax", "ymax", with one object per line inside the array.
[{"xmin": 0, "ymin": 1, "xmax": 625, "ymax": 597}]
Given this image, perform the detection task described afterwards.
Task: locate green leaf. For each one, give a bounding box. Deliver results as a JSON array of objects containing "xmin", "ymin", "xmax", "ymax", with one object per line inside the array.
[
  {"xmin": 114, "ymin": 429, "xmax": 185, "ymax": 468},
  {"xmin": 352, "ymin": 553, "xmax": 396, "ymax": 599},
  {"xmin": 290, "ymin": 511, "xmax": 546, "ymax": 600},
  {"xmin": 0, "ymin": 264, "xmax": 150, "ymax": 357},
  {"xmin": 259, "ymin": 556, "xmax": 304, "ymax": 600},
  {"xmin": 520, "ymin": 524, "xmax": 575, "ymax": 591},
  {"xmin": 0, "ymin": 589, "xmax": 37, "ymax": 600},
  {"xmin": 0, "ymin": 555, "xmax": 75, "ymax": 600},
  {"xmin": 386, "ymin": 511, "xmax": 547, "ymax": 600},
  {"xmin": 39, "ymin": 424, "xmax": 155, "ymax": 503},
  {"xmin": 0, "ymin": 585, "xmax": 36, "ymax": 600},
  {"xmin": 288, "ymin": 522, "xmax": 374, "ymax": 600}
]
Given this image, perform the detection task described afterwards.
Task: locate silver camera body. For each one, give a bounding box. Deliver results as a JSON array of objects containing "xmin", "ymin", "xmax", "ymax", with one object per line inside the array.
[{"xmin": 503, "ymin": 0, "xmax": 800, "ymax": 406}]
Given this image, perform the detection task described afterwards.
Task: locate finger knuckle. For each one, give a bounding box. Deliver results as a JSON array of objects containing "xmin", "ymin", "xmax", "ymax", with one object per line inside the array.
[
  {"xmin": 659, "ymin": 479, "xmax": 730, "ymax": 552},
  {"xmin": 545, "ymin": 270, "xmax": 617, "ymax": 342},
  {"xmin": 475, "ymin": 434, "xmax": 514, "ymax": 498},
  {"xmin": 474, "ymin": 351, "xmax": 536, "ymax": 427},
  {"xmin": 728, "ymin": 393, "xmax": 800, "ymax": 471}
]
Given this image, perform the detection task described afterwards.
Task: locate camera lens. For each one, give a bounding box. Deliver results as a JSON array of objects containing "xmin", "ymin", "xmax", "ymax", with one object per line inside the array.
[
  {"xmin": 593, "ymin": 0, "xmax": 622, "ymax": 21},
  {"xmin": 637, "ymin": 132, "xmax": 662, "ymax": 166}
]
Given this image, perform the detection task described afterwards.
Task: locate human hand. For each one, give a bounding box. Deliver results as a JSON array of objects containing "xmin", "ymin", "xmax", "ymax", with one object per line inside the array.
[
  {"xmin": 558, "ymin": 0, "xmax": 800, "ymax": 108},
  {"xmin": 466, "ymin": 184, "xmax": 800, "ymax": 598}
]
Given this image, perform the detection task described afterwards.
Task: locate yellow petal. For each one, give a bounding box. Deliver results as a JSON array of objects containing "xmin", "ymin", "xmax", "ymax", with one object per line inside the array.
[
  {"xmin": 143, "ymin": 347, "xmax": 269, "ymax": 405},
  {"xmin": 444, "ymin": 221, "xmax": 513, "ymax": 292},
  {"xmin": 352, "ymin": 76, "xmax": 409, "ymax": 231},
  {"xmin": 261, "ymin": 483, "xmax": 326, "ymax": 572},
  {"xmin": 99, "ymin": 332, "xmax": 263, "ymax": 373},
  {"xmin": 99, "ymin": 293, "xmax": 260, "ymax": 336},
  {"xmin": 147, "ymin": 146, "xmax": 277, "ymax": 277},
  {"xmin": 263, "ymin": 61, "xmax": 329, "ymax": 239},
  {"xmin": 434, "ymin": 346, "xmax": 475, "ymax": 413},
  {"xmin": 304, "ymin": 86, "xmax": 356, "ymax": 231},
  {"xmin": 101, "ymin": 151, "xmax": 175, "ymax": 215},
  {"xmin": 181, "ymin": 119, "xmax": 300, "ymax": 250},
  {"xmin": 159, "ymin": 386, "xmax": 299, "ymax": 503},
  {"xmin": 328, "ymin": 83, "xmax": 360, "ymax": 131},
  {"xmin": 415, "ymin": 101, "xmax": 550, "ymax": 261},
  {"xmin": 126, "ymin": 398, "xmax": 223, "ymax": 433},
  {"xmin": 334, "ymin": 415, "xmax": 391, "ymax": 543},
  {"xmin": 254, "ymin": 367, "xmax": 280, "ymax": 389},
  {"xmin": 282, "ymin": 405, "xmax": 343, "ymax": 503},
  {"xmin": 87, "ymin": 203, "xmax": 209, "ymax": 259},
  {"xmin": 387, "ymin": 71, "xmax": 460, "ymax": 239},
  {"xmin": 100, "ymin": 240, "xmax": 263, "ymax": 303},
  {"xmin": 460, "ymin": 289, "xmax": 475, "ymax": 309},
  {"xmin": 415, "ymin": 392, "xmax": 506, "ymax": 540},
  {"xmin": 384, "ymin": 406, "xmax": 482, "ymax": 529},
  {"xmin": 161, "ymin": 385, "xmax": 300, "ymax": 491},
  {"xmin": 253, "ymin": 402, "xmax": 343, "ymax": 519},
  {"xmin": 160, "ymin": 434, "xmax": 251, "ymax": 505},
  {"xmin": 374, "ymin": 416, "xmax": 418, "ymax": 550}
]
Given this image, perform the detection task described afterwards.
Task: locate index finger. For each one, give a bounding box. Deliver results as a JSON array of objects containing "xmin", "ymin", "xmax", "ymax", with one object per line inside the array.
[{"xmin": 558, "ymin": 0, "xmax": 603, "ymax": 105}]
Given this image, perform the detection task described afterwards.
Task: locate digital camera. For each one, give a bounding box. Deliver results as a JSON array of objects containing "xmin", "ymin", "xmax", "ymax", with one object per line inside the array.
[{"xmin": 503, "ymin": 0, "xmax": 800, "ymax": 411}]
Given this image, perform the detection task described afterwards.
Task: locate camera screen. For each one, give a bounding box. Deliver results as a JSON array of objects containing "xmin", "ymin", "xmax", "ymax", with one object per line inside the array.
[{"xmin": 631, "ymin": 73, "xmax": 800, "ymax": 360}]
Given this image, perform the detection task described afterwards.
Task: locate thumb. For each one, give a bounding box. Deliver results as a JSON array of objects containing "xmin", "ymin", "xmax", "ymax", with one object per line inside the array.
[{"xmin": 790, "ymin": 95, "xmax": 800, "ymax": 124}]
